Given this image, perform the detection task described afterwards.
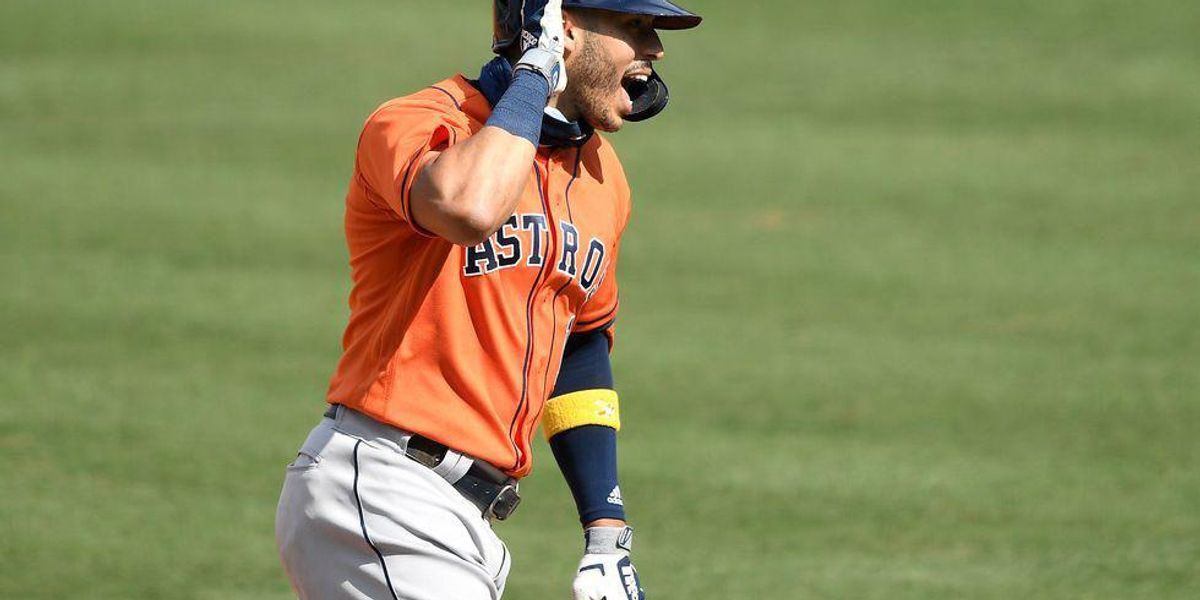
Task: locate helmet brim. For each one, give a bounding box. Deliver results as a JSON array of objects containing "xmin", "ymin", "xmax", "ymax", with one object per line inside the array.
[
  {"xmin": 650, "ymin": 13, "xmax": 702, "ymax": 30},
  {"xmin": 565, "ymin": 0, "xmax": 702, "ymax": 31}
]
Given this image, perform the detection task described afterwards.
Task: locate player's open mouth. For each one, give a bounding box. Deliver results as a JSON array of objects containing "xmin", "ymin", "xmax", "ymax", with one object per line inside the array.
[{"xmin": 619, "ymin": 71, "xmax": 650, "ymax": 115}]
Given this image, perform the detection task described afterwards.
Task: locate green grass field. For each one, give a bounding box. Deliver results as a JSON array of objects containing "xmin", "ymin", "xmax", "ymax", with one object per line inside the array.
[{"xmin": 2, "ymin": 1, "xmax": 1198, "ymax": 598}]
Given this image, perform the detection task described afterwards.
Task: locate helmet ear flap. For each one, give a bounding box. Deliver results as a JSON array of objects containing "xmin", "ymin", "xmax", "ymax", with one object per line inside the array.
[
  {"xmin": 492, "ymin": 0, "xmax": 522, "ymax": 52},
  {"xmin": 623, "ymin": 69, "xmax": 670, "ymax": 122}
]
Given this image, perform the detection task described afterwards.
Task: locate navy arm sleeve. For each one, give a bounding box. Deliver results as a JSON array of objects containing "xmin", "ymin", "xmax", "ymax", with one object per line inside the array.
[
  {"xmin": 548, "ymin": 327, "xmax": 626, "ymax": 524},
  {"xmin": 551, "ymin": 326, "xmax": 613, "ymax": 395}
]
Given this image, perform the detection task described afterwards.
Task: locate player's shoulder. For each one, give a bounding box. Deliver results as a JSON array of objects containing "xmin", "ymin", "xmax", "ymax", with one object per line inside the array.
[
  {"xmin": 582, "ymin": 133, "xmax": 632, "ymax": 219},
  {"xmin": 363, "ymin": 75, "xmax": 484, "ymax": 131},
  {"xmin": 576, "ymin": 132, "xmax": 633, "ymax": 232},
  {"xmin": 587, "ymin": 133, "xmax": 622, "ymax": 170},
  {"xmin": 582, "ymin": 133, "xmax": 630, "ymax": 194}
]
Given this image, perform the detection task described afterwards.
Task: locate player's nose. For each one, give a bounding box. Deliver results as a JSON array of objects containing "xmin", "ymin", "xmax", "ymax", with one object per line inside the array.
[{"xmin": 640, "ymin": 30, "xmax": 664, "ymax": 61}]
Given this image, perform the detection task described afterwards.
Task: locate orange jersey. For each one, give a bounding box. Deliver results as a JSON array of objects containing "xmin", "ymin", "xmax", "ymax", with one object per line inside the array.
[{"xmin": 326, "ymin": 75, "xmax": 630, "ymax": 478}]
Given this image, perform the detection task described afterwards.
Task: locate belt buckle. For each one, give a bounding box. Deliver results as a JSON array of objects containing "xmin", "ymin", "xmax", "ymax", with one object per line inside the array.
[{"xmin": 487, "ymin": 482, "xmax": 521, "ymax": 521}]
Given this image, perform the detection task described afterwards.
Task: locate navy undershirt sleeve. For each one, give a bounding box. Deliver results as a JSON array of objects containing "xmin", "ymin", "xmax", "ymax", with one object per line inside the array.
[
  {"xmin": 548, "ymin": 328, "xmax": 625, "ymax": 524},
  {"xmin": 551, "ymin": 326, "xmax": 613, "ymax": 397}
]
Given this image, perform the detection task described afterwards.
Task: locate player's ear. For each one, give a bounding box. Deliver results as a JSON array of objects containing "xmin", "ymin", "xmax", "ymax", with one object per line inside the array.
[{"xmin": 562, "ymin": 10, "xmax": 581, "ymax": 56}]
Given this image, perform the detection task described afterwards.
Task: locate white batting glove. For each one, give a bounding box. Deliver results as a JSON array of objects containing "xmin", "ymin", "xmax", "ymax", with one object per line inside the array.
[
  {"xmin": 573, "ymin": 526, "xmax": 645, "ymax": 600},
  {"xmin": 514, "ymin": 0, "xmax": 567, "ymax": 95}
]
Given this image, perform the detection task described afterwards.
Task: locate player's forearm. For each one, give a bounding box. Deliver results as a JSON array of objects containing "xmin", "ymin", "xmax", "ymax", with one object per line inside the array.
[
  {"xmin": 550, "ymin": 424, "xmax": 627, "ymax": 524},
  {"xmin": 545, "ymin": 328, "xmax": 627, "ymax": 524},
  {"xmin": 411, "ymin": 126, "xmax": 537, "ymax": 245}
]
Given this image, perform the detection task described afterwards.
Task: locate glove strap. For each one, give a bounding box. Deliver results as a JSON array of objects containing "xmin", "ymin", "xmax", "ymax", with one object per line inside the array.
[
  {"xmin": 514, "ymin": 48, "xmax": 563, "ymax": 97},
  {"xmin": 584, "ymin": 525, "xmax": 634, "ymax": 556}
]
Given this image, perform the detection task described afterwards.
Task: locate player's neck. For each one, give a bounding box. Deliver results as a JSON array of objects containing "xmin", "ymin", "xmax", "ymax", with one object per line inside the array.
[{"xmin": 547, "ymin": 94, "xmax": 580, "ymax": 122}]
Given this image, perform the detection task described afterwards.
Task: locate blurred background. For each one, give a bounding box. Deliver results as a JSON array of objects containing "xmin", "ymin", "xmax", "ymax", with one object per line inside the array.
[{"xmin": 2, "ymin": 1, "xmax": 1198, "ymax": 598}]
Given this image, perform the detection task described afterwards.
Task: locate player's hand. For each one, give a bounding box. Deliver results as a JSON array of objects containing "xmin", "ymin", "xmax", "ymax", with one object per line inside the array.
[
  {"xmin": 514, "ymin": 0, "xmax": 567, "ymax": 95},
  {"xmin": 572, "ymin": 526, "xmax": 644, "ymax": 600},
  {"xmin": 573, "ymin": 554, "xmax": 644, "ymax": 600}
]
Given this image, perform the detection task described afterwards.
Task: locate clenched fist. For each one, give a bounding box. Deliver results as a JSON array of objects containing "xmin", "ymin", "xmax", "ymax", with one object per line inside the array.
[
  {"xmin": 572, "ymin": 526, "xmax": 644, "ymax": 600},
  {"xmin": 513, "ymin": 0, "xmax": 567, "ymax": 95}
]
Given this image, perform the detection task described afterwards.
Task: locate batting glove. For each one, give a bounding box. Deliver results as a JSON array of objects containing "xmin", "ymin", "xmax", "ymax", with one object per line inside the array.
[
  {"xmin": 514, "ymin": 0, "xmax": 567, "ymax": 95},
  {"xmin": 573, "ymin": 525, "xmax": 645, "ymax": 600}
]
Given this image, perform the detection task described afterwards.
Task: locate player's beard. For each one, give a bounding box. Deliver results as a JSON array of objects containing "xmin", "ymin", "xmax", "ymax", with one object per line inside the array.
[{"xmin": 563, "ymin": 31, "xmax": 625, "ymax": 132}]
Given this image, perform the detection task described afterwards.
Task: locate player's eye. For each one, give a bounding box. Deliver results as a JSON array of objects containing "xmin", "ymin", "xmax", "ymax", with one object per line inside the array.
[{"xmin": 627, "ymin": 16, "xmax": 653, "ymax": 33}]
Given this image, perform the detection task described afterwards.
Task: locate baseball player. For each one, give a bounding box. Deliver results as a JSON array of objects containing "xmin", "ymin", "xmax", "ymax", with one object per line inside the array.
[{"xmin": 274, "ymin": 1, "xmax": 701, "ymax": 598}]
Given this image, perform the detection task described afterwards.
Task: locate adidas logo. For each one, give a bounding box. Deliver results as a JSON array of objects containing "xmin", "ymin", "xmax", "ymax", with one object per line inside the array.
[
  {"xmin": 521, "ymin": 30, "xmax": 538, "ymax": 50},
  {"xmin": 607, "ymin": 485, "xmax": 624, "ymax": 506}
]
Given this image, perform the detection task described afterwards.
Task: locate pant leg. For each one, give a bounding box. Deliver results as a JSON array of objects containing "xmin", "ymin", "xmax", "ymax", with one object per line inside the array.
[{"xmin": 275, "ymin": 418, "xmax": 511, "ymax": 600}]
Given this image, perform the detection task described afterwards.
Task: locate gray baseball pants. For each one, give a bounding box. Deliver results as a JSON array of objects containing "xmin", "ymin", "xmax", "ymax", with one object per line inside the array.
[{"xmin": 275, "ymin": 407, "xmax": 512, "ymax": 599}]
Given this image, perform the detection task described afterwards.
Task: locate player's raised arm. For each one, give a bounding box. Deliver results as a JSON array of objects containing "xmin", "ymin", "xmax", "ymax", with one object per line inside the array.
[{"xmin": 410, "ymin": 1, "xmax": 569, "ymax": 245}]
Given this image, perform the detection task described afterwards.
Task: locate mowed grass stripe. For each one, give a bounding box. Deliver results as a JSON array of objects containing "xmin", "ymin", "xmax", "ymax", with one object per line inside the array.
[{"xmin": 2, "ymin": 0, "xmax": 1197, "ymax": 598}]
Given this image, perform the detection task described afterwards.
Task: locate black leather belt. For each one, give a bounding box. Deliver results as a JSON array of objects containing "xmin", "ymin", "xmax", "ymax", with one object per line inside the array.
[
  {"xmin": 323, "ymin": 405, "xmax": 521, "ymax": 520},
  {"xmin": 405, "ymin": 435, "xmax": 522, "ymax": 521}
]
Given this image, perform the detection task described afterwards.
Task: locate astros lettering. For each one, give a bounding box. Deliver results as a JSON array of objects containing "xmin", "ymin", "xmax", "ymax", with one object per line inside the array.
[{"xmin": 463, "ymin": 213, "xmax": 608, "ymax": 294}]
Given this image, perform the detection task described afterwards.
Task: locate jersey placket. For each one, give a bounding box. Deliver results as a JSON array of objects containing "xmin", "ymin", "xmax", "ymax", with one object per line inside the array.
[
  {"xmin": 507, "ymin": 148, "xmax": 563, "ymax": 471},
  {"xmin": 526, "ymin": 147, "xmax": 585, "ymax": 462}
]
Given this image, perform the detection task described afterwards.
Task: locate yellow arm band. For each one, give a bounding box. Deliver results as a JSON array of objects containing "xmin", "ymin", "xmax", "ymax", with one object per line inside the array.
[{"xmin": 541, "ymin": 389, "xmax": 621, "ymax": 439}]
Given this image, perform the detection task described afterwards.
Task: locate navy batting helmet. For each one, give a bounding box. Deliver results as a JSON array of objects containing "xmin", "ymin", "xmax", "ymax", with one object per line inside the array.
[
  {"xmin": 492, "ymin": 0, "xmax": 702, "ymax": 52},
  {"xmin": 491, "ymin": 0, "xmax": 701, "ymax": 122}
]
